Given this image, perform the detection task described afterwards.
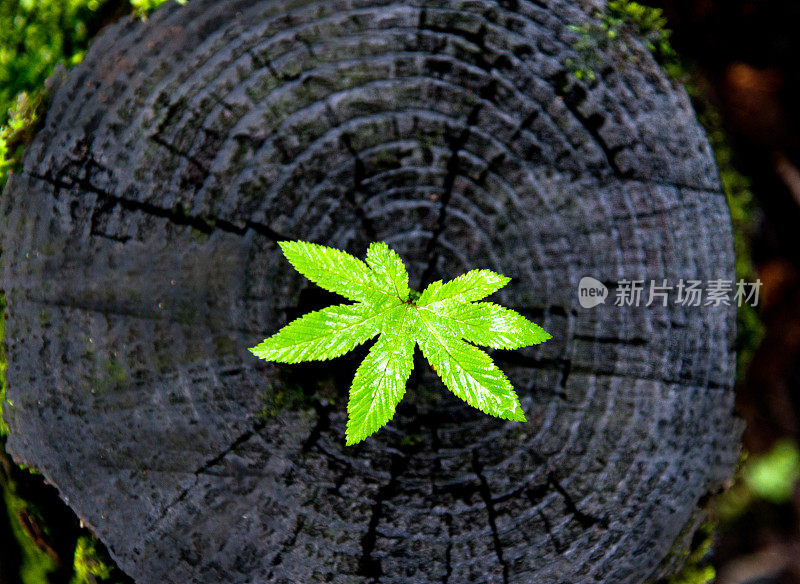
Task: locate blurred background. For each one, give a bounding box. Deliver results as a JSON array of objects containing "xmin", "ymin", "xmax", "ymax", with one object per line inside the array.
[{"xmin": 1, "ymin": 0, "xmax": 800, "ymax": 582}]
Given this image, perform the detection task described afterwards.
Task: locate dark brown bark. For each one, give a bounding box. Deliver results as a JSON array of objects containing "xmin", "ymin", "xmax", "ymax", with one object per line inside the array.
[{"xmin": 0, "ymin": 0, "xmax": 740, "ymax": 582}]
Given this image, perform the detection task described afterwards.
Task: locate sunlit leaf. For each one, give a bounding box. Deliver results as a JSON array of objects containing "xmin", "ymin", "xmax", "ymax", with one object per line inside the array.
[{"xmin": 251, "ymin": 241, "xmax": 551, "ymax": 444}]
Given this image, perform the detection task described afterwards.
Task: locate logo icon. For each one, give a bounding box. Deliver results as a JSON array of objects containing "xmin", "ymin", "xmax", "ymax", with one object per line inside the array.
[{"xmin": 578, "ymin": 277, "xmax": 608, "ymax": 309}]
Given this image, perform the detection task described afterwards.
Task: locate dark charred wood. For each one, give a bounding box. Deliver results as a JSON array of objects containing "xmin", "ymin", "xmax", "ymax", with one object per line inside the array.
[{"xmin": 0, "ymin": 0, "xmax": 740, "ymax": 582}]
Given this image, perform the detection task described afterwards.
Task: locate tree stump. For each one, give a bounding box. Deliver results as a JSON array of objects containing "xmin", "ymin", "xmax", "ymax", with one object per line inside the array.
[{"xmin": 0, "ymin": 0, "xmax": 741, "ymax": 582}]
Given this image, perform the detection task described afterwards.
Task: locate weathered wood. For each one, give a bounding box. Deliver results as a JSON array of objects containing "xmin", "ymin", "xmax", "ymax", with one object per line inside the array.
[{"xmin": 0, "ymin": 0, "xmax": 740, "ymax": 582}]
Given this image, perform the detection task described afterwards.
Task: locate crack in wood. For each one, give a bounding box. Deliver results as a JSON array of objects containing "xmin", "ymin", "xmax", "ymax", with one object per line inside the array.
[
  {"xmin": 418, "ymin": 98, "xmax": 486, "ymax": 289},
  {"xmin": 150, "ymin": 134, "xmax": 209, "ymax": 175},
  {"xmin": 327, "ymin": 461, "xmax": 349, "ymax": 498},
  {"xmin": 22, "ymin": 296, "xmax": 266, "ymax": 336},
  {"xmin": 471, "ymin": 449, "xmax": 510, "ymax": 584},
  {"xmin": 267, "ymin": 514, "xmax": 306, "ymax": 578},
  {"xmin": 550, "ymin": 70, "xmax": 629, "ymax": 179},
  {"xmin": 149, "ymin": 419, "xmax": 267, "ymax": 529},
  {"xmin": 358, "ymin": 452, "xmax": 410, "ymax": 583},
  {"xmin": 525, "ymin": 472, "xmax": 608, "ymax": 530},
  {"xmin": 441, "ymin": 511, "xmax": 453, "ymax": 584},
  {"xmin": 340, "ymin": 132, "xmax": 379, "ymax": 241},
  {"xmin": 537, "ymin": 509, "xmax": 566, "ymax": 554},
  {"xmin": 26, "ymin": 170, "xmax": 289, "ymax": 242},
  {"xmin": 89, "ymin": 196, "xmax": 131, "ymax": 243},
  {"xmin": 301, "ymin": 400, "xmax": 333, "ymax": 453},
  {"xmin": 548, "ymin": 472, "xmax": 607, "ymax": 529}
]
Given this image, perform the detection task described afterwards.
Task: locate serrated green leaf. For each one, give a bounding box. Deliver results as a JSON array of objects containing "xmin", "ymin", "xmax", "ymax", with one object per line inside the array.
[
  {"xmin": 249, "ymin": 302, "xmax": 390, "ymax": 363},
  {"xmin": 435, "ymin": 302, "xmax": 553, "ymax": 349},
  {"xmin": 346, "ymin": 308, "xmax": 417, "ymax": 445},
  {"xmin": 418, "ymin": 269, "xmax": 511, "ymax": 307},
  {"xmin": 251, "ymin": 241, "xmax": 550, "ymax": 444},
  {"xmin": 416, "ymin": 310, "xmax": 526, "ymax": 422},
  {"xmin": 365, "ymin": 241, "xmax": 410, "ymax": 301},
  {"xmin": 279, "ymin": 240, "xmax": 389, "ymax": 302}
]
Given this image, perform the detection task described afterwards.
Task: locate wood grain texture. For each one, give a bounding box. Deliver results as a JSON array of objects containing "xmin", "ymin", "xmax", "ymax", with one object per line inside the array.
[{"xmin": 0, "ymin": 0, "xmax": 740, "ymax": 582}]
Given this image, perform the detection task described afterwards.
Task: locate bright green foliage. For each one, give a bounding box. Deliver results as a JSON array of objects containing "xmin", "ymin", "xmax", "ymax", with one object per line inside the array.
[
  {"xmin": 1, "ymin": 479, "xmax": 57, "ymax": 583},
  {"xmin": 743, "ymin": 440, "xmax": 800, "ymax": 504},
  {"xmin": 251, "ymin": 303, "xmax": 385, "ymax": 363},
  {"xmin": 0, "ymin": 0, "xmax": 98, "ymax": 123},
  {"xmin": 130, "ymin": 0, "xmax": 185, "ymax": 17},
  {"xmin": 654, "ymin": 522, "xmax": 716, "ymax": 584},
  {"xmin": 568, "ymin": 0, "xmax": 679, "ymax": 82},
  {"xmin": 418, "ymin": 269, "xmax": 509, "ymax": 305},
  {"xmin": 348, "ymin": 329, "xmax": 416, "ymax": 445},
  {"xmin": 280, "ymin": 240, "xmax": 397, "ymax": 303},
  {"xmin": 250, "ymin": 241, "xmax": 551, "ymax": 445},
  {"xmin": 0, "ymin": 0, "xmax": 181, "ymax": 187},
  {"xmin": 71, "ymin": 537, "xmax": 113, "ymax": 583},
  {"xmin": 430, "ymin": 302, "xmax": 546, "ymax": 350},
  {"xmin": 0, "ymin": 90, "xmax": 46, "ymax": 187}
]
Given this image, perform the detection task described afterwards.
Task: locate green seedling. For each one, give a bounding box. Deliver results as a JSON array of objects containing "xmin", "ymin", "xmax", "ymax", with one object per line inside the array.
[{"xmin": 250, "ymin": 241, "xmax": 551, "ymax": 445}]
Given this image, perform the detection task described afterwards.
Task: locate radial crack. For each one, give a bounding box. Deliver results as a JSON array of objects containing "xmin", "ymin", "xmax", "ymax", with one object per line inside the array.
[
  {"xmin": 547, "ymin": 473, "xmax": 608, "ymax": 529},
  {"xmin": 418, "ymin": 98, "xmax": 486, "ymax": 289},
  {"xmin": 301, "ymin": 400, "xmax": 333, "ymax": 453},
  {"xmin": 150, "ymin": 419, "xmax": 266, "ymax": 528},
  {"xmin": 538, "ymin": 509, "xmax": 566, "ymax": 554},
  {"xmin": 550, "ymin": 70, "xmax": 629, "ymax": 179},
  {"xmin": 471, "ymin": 449, "xmax": 510, "ymax": 584},
  {"xmin": 441, "ymin": 512, "xmax": 453, "ymax": 584},
  {"xmin": 27, "ymin": 170, "xmax": 288, "ymax": 242},
  {"xmin": 267, "ymin": 514, "xmax": 306, "ymax": 578},
  {"xmin": 340, "ymin": 132, "xmax": 379, "ymax": 241},
  {"xmin": 150, "ymin": 134, "xmax": 208, "ymax": 174},
  {"xmin": 359, "ymin": 453, "xmax": 409, "ymax": 583}
]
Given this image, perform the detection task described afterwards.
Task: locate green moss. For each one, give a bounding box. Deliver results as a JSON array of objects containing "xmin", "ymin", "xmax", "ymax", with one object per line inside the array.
[
  {"xmin": 71, "ymin": 537, "xmax": 114, "ymax": 583},
  {"xmin": 400, "ymin": 433, "xmax": 423, "ymax": 447},
  {"xmin": 0, "ymin": 0, "xmax": 182, "ymax": 188},
  {"xmin": 568, "ymin": 0, "xmax": 680, "ymax": 82},
  {"xmin": 0, "ymin": 1, "xmax": 95, "ymax": 125},
  {"xmin": 718, "ymin": 442, "xmax": 800, "ymax": 523},
  {"xmin": 190, "ymin": 226, "xmax": 211, "ymax": 241},
  {"xmin": 662, "ymin": 523, "xmax": 716, "ymax": 584},
  {"xmin": 0, "ymin": 89, "xmax": 48, "ymax": 186},
  {"xmin": 128, "ymin": 0, "xmax": 185, "ymax": 19},
  {"xmin": 256, "ymin": 380, "xmax": 334, "ymax": 420},
  {"xmin": 256, "ymin": 386, "xmax": 309, "ymax": 419},
  {"xmin": 212, "ymin": 334, "xmax": 236, "ymax": 355},
  {"xmin": 2, "ymin": 480, "xmax": 58, "ymax": 583},
  {"xmin": 606, "ymin": 1, "xmax": 677, "ymax": 63},
  {"xmin": 98, "ymin": 355, "xmax": 129, "ymax": 393},
  {"xmin": 255, "ymin": 368, "xmax": 345, "ymax": 420},
  {"xmin": 687, "ymin": 84, "xmax": 765, "ymax": 380}
]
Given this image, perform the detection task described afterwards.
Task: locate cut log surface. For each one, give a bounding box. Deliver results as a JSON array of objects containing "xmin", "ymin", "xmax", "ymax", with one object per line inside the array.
[{"xmin": 0, "ymin": 0, "xmax": 740, "ymax": 582}]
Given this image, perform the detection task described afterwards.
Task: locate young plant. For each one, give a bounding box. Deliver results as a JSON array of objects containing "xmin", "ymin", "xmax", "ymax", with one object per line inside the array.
[{"xmin": 250, "ymin": 241, "xmax": 551, "ymax": 445}]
